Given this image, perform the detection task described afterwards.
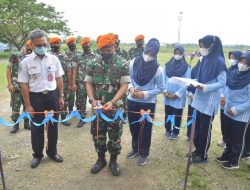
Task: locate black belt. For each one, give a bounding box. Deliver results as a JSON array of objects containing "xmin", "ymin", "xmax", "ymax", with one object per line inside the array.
[{"xmin": 30, "ymin": 90, "xmax": 56, "ymax": 95}]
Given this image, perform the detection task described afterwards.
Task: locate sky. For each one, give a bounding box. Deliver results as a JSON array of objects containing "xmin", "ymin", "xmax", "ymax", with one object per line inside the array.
[{"xmin": 38, "ymin": 0, "xmax": 250, "ymax": 45}]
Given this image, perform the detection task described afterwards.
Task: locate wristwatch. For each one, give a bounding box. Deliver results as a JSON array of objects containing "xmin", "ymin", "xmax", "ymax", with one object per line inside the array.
[{"xmin": 59, "ymin": 93, "xmax": 64, "ymax": 97}]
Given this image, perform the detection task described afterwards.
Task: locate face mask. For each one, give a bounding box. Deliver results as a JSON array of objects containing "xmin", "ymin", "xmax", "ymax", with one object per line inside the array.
[
  {"xmin": 35, "ymin": 47, "xmax": 47, "ymax": 55},
  {"xmin": 101, "ymin": 53, "xmax": 113, "ymax": 61},
  {"xmin": 51, "ymin": 46, "xmax": 60, "ymax": 52},
  {"xmin": 238, "ymin": 63, "xmax": 250, "ymax": 72},
  {"xmin": 68, "ymin": 43, "xmax": 76, "ymax": 50},
  {"xmin": 83, "ymin": 46, "xmax": 91, "ymax": 53},
  {"xmin": 199, "ymin": 48, "xmax": 209, "ymax": 56},
  {"xmin": 143, "ymin": 53, "xmax": 154, "ymax": 62},
  {"xmin": 229, "ymin": 59, "xmax": 237, "ymax": 66},
  {"xmin": 199, "ymin": 57, "xmax": 203, "ymax": 61},
  {"xmin": 174, "ymin": 55, "xmax": 182, "ymax": 60},
  {"xmin": 136, "ymin": 42, "xmax": 144, "ymax": 48}
]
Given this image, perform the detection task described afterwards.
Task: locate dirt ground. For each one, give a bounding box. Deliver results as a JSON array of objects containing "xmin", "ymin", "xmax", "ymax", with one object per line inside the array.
[{"xmin": 0, "ymin": 89, "xmax": 250, "ymax": 190}]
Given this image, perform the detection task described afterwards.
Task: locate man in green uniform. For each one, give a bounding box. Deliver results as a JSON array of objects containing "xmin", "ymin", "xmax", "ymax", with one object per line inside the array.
[
  {"xmin": 6, "ymin": 53, "xmax": 30, "ymax": 133},
  {"xmin": 85, "ymin": 34, "xmax": 130, "ymax": 176},
  {"xmin": 128, "ymin": 34, "xmax": 145, "ymax": 59},
  {"xmin": 65, "ymin": 37, "xmax": 78, "ymax": 116},
  {"xmin": 50, "ymin": 37, "xmax": 71, "ymax": 126},
  {"xmin": 75, "ymin": 37, "xmax": 96, "ymax": 127}
]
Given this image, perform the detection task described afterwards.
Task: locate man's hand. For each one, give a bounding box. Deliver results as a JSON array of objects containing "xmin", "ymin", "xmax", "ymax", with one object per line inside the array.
[
  {"xmin": 7, "ymin": 84, "xmax": 15, "ymax": 93},
  {"xmin": 59, "ymin": 97, "xmax": 64, "ymax": 110},
  {"xmin": 26, "ymin": 105, "xmax": 34, "ymax": 117},
  {"xmin": 70, "ymin": 83, "xmax": 77, "ymax": 92},
  {"xmin": 102, "ymin": 101, "xmax": 114, "ymax": 111}
]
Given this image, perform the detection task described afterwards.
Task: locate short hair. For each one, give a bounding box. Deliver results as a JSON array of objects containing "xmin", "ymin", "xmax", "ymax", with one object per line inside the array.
[{"xmin": 29, "ymin": 29, "xmax": 46, "ymax": 41}]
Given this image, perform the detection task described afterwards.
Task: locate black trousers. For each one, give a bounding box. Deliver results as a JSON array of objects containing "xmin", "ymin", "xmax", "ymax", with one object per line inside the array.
[
  {"xmin": 30, "ymin": 90, "xmax": 59, "ymax": 159},
  {"xmin": 194, "ymin": 110, "xmax": 214, "ymax": 159},
  {"xmin": 186, "ymin": 105, "xmax": 194, "ymax": 138},
  {"xmin": 128, "ymin": 100, "xmax": 156, "ymax": 157},
  {"xmin": 220, "ymin": 109, "xmax": 229, "ymax": 143},
  {"xmin": 222, "ymin": 115, "xmax": 249, "ymax": 164},
  {"xmin": 164, "ymin": 105, "xmax": 183, "ymax": 135},
  {"xmin": 243, "ymin": 122, "xmax": 250, "ymax": 155}
]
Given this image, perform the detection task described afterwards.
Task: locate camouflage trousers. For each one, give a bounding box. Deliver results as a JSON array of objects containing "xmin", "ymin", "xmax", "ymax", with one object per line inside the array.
[
  {"xmin": 91, "ymin": 110, "xmax": 123, "ymax": 155},
  {"xmin": 68, "ymin": 91, "xmax": 75, "ymax": 111},
  {"xmin": 61, "ymin": 85, "xmax": 69, "ymax": 118},
  {"xmin": 123, "ymin": 93, "xmax": 128, "ymax": 119},
  {"xmin": 10, "ymin": 91, "xmax": 25, "ymax": 121},
  {"xmin": 76, "ymin": 84, "xmax": 87, "ymax": 117}
]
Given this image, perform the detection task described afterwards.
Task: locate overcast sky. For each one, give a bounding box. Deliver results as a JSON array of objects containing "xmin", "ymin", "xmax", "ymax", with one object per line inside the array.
[{"xmin": 39, "ymin": 0, "xmax": 250, "ymax": 45}]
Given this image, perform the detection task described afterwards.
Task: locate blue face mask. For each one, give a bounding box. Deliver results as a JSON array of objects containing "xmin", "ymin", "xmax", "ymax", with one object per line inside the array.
[{"xmin": 35, "ymin": 47, "xmax": 47, "ymax": 55}]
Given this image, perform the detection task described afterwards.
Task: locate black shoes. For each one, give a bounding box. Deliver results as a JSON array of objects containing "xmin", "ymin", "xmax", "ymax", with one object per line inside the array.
[
  {"xmin": 77, "ymin": 120, "xmax": 86, "ymax": 128},
  {"xmin": 24, "ymin": 119, "xmax": 31, "ymax": 130},
  {"xmin": 109, "ymin": 161, "xmax": 121, "ymax": 176},
  {"xmin": 91, "ymin": 159, "xmax": 107, "ymax": 174},
  {"xmin": 10, "ymin": 124, "xmax": 19, "ymax": 133},
  {"xmin": 31, "ymin": 158, "xmax": 41, "ymax": 168},
  {"xmin": 48, "ymin": 154, "xmax": 64, "ymax": 162}
]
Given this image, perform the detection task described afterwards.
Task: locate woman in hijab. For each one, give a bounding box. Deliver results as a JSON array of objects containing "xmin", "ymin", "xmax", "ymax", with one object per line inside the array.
[
  {"xmin": 127, "ymin": 38, "xmax": 164, "ymax": 166},
  {"xmin": 215, "ymin": 51, "xmax": 250, "ymax": 169},
  {"xmin": 217, "ymin": 51, "xmax": 242, "ymax": 148},
  {"xmin": 191, "ymin": 35, "xmax": 227, "ymax": 164},
  {"xmin": 163, "ymin": 45, "xmax": 191, "ymax": 140}
]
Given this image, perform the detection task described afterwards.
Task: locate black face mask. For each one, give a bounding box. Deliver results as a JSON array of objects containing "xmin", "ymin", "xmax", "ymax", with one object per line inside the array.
[
  {"xmin": 101, "ymin": 53, "xmax": 113, "ymax": 61},
  {"xmin": 83, "ymin": 47, "xmax": 91, "ymax": 53},
  {"xmin": 26, "ymin": 48, "xmax": 32, "ymax": 54},
  {"xmin": 51, "ymin": 46, "xmax": 60, "ymax": 52},
  {"xmin": 68, "ymin": 43, "xmax": 76, "ymax": 51},
  {"xmin": 136, "ymin": 42, "xmax": 144, "ymax": 48}
]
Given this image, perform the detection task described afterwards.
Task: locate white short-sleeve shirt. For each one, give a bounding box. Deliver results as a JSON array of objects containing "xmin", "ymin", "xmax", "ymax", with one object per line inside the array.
[{"xmin": 18, "ymin": 52, "xmax": 64, "ymax": 92}]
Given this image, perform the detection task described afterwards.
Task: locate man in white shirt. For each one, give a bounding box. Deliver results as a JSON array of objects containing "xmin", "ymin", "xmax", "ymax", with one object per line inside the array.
[{"xmin": 18, "ymin": 29, "xmax": 65, "ymax": 168}]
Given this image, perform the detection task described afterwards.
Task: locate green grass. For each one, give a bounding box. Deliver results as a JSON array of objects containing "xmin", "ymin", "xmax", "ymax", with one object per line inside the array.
[{"xmin": 0, "ymin": 59, "xmax": 8, "ymax": 91}]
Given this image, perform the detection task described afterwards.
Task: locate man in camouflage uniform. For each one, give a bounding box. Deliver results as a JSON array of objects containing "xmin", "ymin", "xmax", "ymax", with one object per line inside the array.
[
  {"xmin": 85, "ymin": 34, "xmax": 130, "ymax": 176},
  {"xmin": 113, "ymin": 34, "xmax": 130, "ymax": 123},
  {"xmin": 128, "ymin": 34, "xmax": 145, "ymax": 59},
  {"xmin": 74, "ymin": 37, "xmax": 95, "ymax": 127},
  {"xmin": 6, "ymin": 53, "xmax": 30, "ymax": 133},
  {"xmin": 65, "ymin": 37, "xmax": 78, "ymax": 116},
  {"xmin": 50, "ymin": 37, "xmax": 71, "ymax": 126}
]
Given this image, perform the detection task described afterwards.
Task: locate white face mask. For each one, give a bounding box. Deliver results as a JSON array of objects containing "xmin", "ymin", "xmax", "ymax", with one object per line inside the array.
[
  {"xmin": 229, "ymin": 59, "xmax": 237, "ymax": 66},
  {"xmin": 199, "ymin": 57, "xmax": 203, "ymax": 61},
  {"xmin": 199, "ymin": 48, "xmax": 209, "ymax": 56},
  {"xmin": 143, "ymin": 53, "xmax": 154, "ymax": 62},
  {"xmin": 174, "ymin": 54, "xmax": 182, "ymax": 60},
  {"xmin": 238, "ymin": 63, "xmax": 250, "ymax": 72}
]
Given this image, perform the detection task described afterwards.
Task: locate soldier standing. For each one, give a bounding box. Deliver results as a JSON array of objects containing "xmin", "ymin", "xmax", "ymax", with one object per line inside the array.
[
  {"xmin": 74, "ymin": 37, "xmax": 95, "ymax": 127},
  {"xmin": 6, "ymin": 53, "xmax": 30, "ymax": 133},
  {"xmin": 50, "ymin": 37, "xmax": 71, "ymax": 126},
  {"xmin": 85, "ymin": 34, "xmax": 130, "ymax": 176},
  {"xmin": 128, "ymin": 34, "xmax": 145, "ymax": 60},
  {"xmin": 65, "ymin": 37, "xmax": 78, "ymax": 115}
]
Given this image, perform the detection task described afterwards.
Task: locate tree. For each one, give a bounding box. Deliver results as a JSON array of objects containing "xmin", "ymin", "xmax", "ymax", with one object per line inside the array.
[{"xmin": 0, "ymin": 0, "xmax": 71, "ymax": 50}]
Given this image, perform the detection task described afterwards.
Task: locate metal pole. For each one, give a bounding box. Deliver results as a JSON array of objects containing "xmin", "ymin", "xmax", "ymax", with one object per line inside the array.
[
  {"xmin": 183, "ymin": 116, "xmax": 196, "ymax": 190},
  {"xmin": 0, "ymin": 149, "xmax": 6, "ymax": 190}
]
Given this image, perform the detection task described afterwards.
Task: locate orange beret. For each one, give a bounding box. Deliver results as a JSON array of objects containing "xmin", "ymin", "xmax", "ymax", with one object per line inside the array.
[
  {"xmin": 26, "ymin": 39, "xmax": 32, "ymax": 48},
  {"xmin": 66, "ymin": 37, "xmax": 75, "ymax": 45},
  {"xmin": 97, "ymin": 34, "xmax": 115, "ymax": 49},
  {"xmin": 50, "ymin": 37, "xmax": 61, "ymax": 44},
  {"xmin": 96, "ymin": 35, "xmax": 102, "ymax": 43},
  {"xmin": 113, "ymin": 34, "xmax": 119, "ymax": 40},
  {"xmin": 135, "ymin": 35, "xmax": 145, "ymax": 42},
  {"xmin": 80, "ymin": 37, "xmax": 91, "ymax": 46}
]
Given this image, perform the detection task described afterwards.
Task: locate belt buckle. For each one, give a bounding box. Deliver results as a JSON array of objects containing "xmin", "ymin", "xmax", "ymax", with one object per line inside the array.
[{"xmin": 42, "ymin": 90, "xmax": 49, "ymax": 94}]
